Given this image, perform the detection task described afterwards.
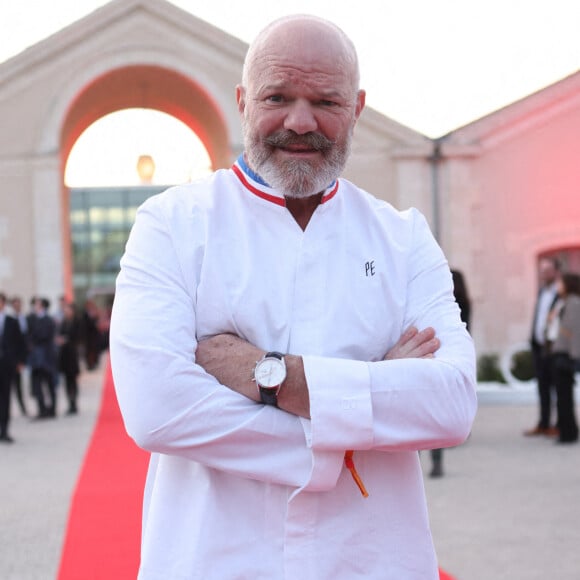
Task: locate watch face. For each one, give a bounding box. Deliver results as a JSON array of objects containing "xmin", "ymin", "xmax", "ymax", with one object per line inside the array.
[{"xmin": 255, "ymin": 357, "xmax": 286, "ymax": 388}]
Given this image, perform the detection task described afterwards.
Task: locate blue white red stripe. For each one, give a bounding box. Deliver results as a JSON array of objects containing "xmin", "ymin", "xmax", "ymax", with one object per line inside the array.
[{"xmin": 232, "ymin": 155, "xmax": 339, "ymax": 206}]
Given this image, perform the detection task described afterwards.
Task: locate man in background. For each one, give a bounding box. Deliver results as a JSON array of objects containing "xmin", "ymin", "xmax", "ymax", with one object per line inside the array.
[
  {"xmin": 28, "ymin": 297, "xmax": 58, "ymax": 419},
  {"xmin": 0, "ymin": 293, "xmax": 26, "ymax": 442},
  {"xmin": 10, "ymin": 296, "xmax": 29, "ymax": 417},
  {"xmin": 525, "ymin": 257, "xmax": 561, "ymax": 436}
]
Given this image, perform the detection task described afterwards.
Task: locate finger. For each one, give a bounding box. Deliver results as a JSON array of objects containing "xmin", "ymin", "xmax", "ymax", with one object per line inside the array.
[
  {"xmin": 401, "ymin": 327, "xmax": 436, "ymax": 353},
  {"xmin": 411, "ymin": 337, "xmax": 440, "ymax": 358},
  {"xmin": 393, "ymin": 334, "xmax": 440, "ymax": 360},
  {"xmin": 383, "ymin": 326, "xmax": 439, "ymax": 360},
  {"xmin": 396, "ymin": 326, "xmax": 418, "ymax": 349},
  {"xmin": 383, "ymin": 327, "xmax": 415, "ymax": 360},
  {"xmin": 414, "ymin": 326, "xmax": 436, "ymax": 342}
]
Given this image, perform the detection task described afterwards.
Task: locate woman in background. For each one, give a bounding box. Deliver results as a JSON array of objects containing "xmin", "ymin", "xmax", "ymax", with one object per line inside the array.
[{"xmin": 550, "ymin": 272, "xmax": 580, "ymax": 443}]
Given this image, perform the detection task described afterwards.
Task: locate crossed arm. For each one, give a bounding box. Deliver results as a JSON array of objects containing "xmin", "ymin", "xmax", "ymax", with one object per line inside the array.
[{"xmin": 195, "ymin": 326, "xmax": 440, "ymax": 419}]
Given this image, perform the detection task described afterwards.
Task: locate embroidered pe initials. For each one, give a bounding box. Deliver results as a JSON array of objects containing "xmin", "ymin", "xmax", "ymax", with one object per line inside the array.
[{"xmin": 365, "ymin": 261, "xmax": 376, "ymax": 276}]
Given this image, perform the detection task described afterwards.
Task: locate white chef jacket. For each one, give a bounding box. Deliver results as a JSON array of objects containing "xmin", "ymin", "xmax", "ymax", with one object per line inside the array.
[{"xmin": 110, "ymin": 155, "xmax": 477, "ymax": 580}]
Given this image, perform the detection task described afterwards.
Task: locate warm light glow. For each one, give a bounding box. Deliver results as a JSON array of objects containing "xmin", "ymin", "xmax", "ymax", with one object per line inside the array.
[
  {"xmin": 65, "ymin": 109, "xmax": 212, "ymax": 187},
  {"xmin": 136, "ymin": 154, "xmax": 155, "ymax": 184}
]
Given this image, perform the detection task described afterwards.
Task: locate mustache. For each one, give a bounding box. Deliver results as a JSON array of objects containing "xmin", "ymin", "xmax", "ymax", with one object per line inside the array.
[{"xmin": 263, "ymin": 131, "xmax": 334, "ymax": 152}]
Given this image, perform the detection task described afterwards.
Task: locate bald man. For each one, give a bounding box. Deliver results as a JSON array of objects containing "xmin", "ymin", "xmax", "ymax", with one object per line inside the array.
[{"xmin": 111, "ymin": 15, "xmax": 477, "ymax": 579}]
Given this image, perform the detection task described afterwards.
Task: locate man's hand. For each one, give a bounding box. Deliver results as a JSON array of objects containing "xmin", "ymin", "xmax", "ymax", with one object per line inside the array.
[{"xmin": 384, "ymin": 326, "xmax": 439, "ymax": 361}]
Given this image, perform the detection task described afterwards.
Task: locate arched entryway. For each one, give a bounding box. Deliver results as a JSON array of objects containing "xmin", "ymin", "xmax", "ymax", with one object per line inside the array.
[{"xmin": 59, "ymin": 64, "xmax": 232, "ymax": 300}]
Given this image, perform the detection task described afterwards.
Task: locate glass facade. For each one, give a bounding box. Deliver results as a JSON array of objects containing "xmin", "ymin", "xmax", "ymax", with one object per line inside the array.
[{"xmin": 69, "ymin": 185, "xmax": 166, "ymax": 305}]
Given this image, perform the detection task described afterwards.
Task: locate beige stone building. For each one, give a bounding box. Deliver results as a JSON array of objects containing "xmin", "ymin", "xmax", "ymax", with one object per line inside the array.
[
  {"xmin": 438, "ymin": 72, "xmax": 580, "ymax": 362},
  {"xmin": 0, "ymin": 0, "xmax": 578, "ymax": 363}
]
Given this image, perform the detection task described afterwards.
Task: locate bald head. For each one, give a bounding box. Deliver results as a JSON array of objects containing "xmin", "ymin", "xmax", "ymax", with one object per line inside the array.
[
  {"xmin": 242, "ymin": 15, "xmax": 360, "ymax": 91},
  {"xmin": 237, "ymin": 14, "xmax": 365, "ymax": 199}
]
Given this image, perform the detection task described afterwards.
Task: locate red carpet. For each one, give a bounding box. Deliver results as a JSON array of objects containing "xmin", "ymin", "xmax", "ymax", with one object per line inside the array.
[
  {"xmin": 57, "ymin": 361, "xmax": 149, "ymax": 579},
  {"xmin": 57, "ymin": 361, "xmax": 457, "ymax": 580}
]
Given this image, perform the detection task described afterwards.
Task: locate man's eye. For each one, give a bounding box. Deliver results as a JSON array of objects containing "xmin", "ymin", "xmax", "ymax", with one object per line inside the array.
[
  {"xmin": 266, "ymin": 95, "xmax": 284, "ymax": 103},
  {"xmin": 319, "ymin": 100, "xmax": 337, "ymax": 107}
]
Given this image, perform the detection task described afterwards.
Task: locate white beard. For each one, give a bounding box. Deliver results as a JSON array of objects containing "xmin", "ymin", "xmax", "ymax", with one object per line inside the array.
[{"xmin": 242, "ymin": 120, "xmax": 351, "ymax": 198}]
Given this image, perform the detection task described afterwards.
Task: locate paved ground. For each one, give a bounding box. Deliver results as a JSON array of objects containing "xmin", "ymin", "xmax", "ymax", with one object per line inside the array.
[
  {"xmin": 0, "ymin": 364, "xmax": 104, "ymax": 580},
  {"xmin": 1, "ymin": 364, "xmax": 579, "ymax": 580},
  {"xmin": 422, "ymin": 385, "xmax": 580, "ymax": 580}
]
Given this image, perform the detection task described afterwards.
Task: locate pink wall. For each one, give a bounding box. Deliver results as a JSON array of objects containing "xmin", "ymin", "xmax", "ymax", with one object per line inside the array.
[{"xmin": 443, "ymin": 76, "xmax": 580, "ymax": 357}]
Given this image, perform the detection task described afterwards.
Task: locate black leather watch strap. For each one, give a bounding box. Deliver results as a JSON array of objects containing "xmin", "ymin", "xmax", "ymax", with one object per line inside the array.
[{"xmin": 259, "ymin": 387, "xmax": 279, "ymax": 406}]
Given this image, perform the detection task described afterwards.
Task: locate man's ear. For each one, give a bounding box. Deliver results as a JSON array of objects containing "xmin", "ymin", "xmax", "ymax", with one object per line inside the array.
[
  {"xmin": 236, "ymin": 85, "xmax": 246, "ymax": 115},
  {"xmin": 354, "ymin": 89, "xmax": 366, "ymax": 122}
]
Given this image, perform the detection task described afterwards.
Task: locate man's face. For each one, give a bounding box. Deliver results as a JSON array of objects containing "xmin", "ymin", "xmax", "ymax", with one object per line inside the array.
[
  {"xmin": 539, "ymin": 260, "xmax": 558, "ymax": 285},
  {"xmin": 238, "ymin": 23, "xmax": 365, "ymax": 198}
]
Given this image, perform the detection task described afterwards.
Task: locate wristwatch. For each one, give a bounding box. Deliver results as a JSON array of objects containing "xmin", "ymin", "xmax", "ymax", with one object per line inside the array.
[{"xmin": 253, "ymin": 351, "xmax": 286, "ymax": 406}]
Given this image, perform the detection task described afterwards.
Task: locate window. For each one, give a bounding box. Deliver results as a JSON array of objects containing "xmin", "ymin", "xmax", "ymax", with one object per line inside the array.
[{"xmin": 69, "ymin": 185, "xmax": 165, "ymax": 303}]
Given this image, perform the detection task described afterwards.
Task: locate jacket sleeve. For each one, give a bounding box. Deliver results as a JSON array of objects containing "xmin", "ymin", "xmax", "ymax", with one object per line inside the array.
[
  {"xmin": 110, "ymin": 193, "xmax": 343, "ymax": 492},
  {"xmin": 303, "ymin": 209, "xmax": 477, "ymax": 454}
]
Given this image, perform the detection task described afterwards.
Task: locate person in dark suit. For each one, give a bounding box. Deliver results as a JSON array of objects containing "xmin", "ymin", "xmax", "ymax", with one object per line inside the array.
[
  {"xmin": 56, "ymin": 302, "xmax": 81, "ymax": 415},
  {"xmin": 28, "ymin": 297, "xmax": 58, "ymax": 419},
  {"xmin": 525, "ymin": 257, "xmax": 561, "ymax": 436},
  {"xmin": 80, "ymin": 299, "xmax": 103, "ymax": 371},
  {"xmin": 0, "ymin": 292, "xmax": 26, "ymax": 442},
  {"xmin": 10, "ymin": 296, "xmax": 29, "ymax": 416}
]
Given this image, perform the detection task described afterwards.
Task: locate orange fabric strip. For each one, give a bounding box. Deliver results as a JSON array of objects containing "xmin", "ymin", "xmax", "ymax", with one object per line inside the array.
[{"xmin": 344, "ymin": 450, "xmax": 369, "ymax": 498}]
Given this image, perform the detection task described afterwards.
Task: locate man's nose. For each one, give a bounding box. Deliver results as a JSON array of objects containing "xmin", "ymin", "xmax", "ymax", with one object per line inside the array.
[{"xmin": 284, "ymin": 100, "xmax": 318, "ymax": 135}]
